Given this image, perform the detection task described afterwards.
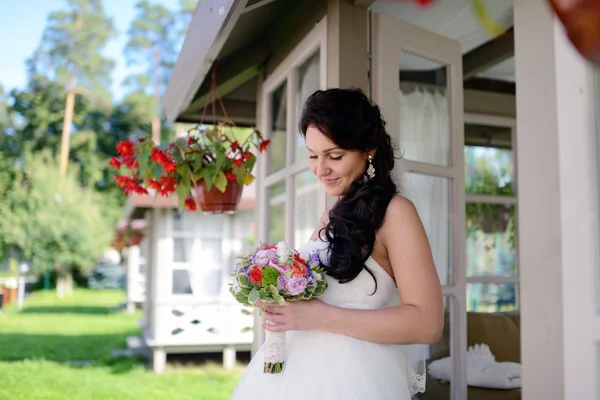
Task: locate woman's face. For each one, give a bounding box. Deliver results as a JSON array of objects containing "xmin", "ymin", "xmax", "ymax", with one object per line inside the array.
[{"xmin": 305, "ymin": 125, "xmax": 368, "ymax": 197}]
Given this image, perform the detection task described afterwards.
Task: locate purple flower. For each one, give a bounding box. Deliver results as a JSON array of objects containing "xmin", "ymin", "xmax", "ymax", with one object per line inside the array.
[
  {"xmin": 277, "ymin": 275, "xmax": 287, "ymax": 292},
  {"xmin": 308, "ymin": 252, "xmax": 320, "ymax": 266},
  {"xmin": 284, "ymin": 276, "xmax": 308, "ymax": 296},
  {"xmin": 255, "ymin": 249, "xmax": 277, "ymax": 266}
]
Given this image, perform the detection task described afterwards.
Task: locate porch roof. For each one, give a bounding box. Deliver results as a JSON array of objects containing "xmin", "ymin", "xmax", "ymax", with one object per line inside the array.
[
  {"xmin": 163, "ymin": 0, "xmax": 291, "ymax": 126},
  {"xmin": 164, "ymin": 0, "xmax": 516, "ymax": 127}
]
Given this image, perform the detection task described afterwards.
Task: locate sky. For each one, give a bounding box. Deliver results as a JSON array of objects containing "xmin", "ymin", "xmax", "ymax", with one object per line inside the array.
[{"xmin": 0, "ymin": 0, "xmax": 181, "ymax": 100}]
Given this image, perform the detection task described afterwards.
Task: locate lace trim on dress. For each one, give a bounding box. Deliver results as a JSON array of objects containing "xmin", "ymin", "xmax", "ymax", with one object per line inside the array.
[{"xmin": 408, "ymin": 356, "xmax": 426, "ymax": 395}]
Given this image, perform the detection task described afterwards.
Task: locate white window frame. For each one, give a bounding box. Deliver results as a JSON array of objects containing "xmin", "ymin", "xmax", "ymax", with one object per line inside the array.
[
  {"xmin": 257, "ymin": 16, "xmax": 328, "ymax": 246},
  {"xmin": 170, "ymin": 211, "xmax": 231, "ymax": 302},
  {"xmin": 464, "ymin": 113, "xmax": 519, "ymax": 310}
]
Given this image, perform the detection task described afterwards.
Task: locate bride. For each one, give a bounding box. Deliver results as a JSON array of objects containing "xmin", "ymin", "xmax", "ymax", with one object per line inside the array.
[{"xmin": 229, "ymin": 88, "xmax": 443, "ymax": 399}]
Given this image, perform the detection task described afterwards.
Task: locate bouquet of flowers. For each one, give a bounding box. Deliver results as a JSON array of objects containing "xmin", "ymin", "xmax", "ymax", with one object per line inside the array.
[{"xmin": 230, "ymin": 241, "xmax": 328, "ymax": 373}]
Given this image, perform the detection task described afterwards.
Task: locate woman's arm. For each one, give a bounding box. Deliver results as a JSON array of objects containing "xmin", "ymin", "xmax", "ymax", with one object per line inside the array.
[{"xmin": 263, "ymin": 196, "xmax": 444, "ymax": 345}]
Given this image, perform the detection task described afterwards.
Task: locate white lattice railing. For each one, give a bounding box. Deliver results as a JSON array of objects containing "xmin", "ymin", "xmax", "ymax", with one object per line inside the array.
[{"xmin": 151, "ymin": 301, "xmax": 254, "ymax": 347}]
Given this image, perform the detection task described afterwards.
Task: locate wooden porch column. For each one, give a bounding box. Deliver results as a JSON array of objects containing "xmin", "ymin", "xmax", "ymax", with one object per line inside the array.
[
  {"xmin": 325, "ymin": 0, "xmax": 370, "ymax": 211},
  {"xmin": 327, "ymin": 0, "xmax": 369, "ymax": 92},
  {"xmin": 515, "ymin": 1, "xmax": 600, "ymax": 398},
  {"xmin": 148, "ymin": 207, "xmax": 173, "ymax": 374},
  {"xmin": 126, "ymin": 244, "xmax": 141, "ymax": 314}
]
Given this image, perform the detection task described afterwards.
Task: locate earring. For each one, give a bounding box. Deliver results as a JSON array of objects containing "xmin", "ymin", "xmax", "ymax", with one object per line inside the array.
[{"xmin": 367, "ymin": 154, "xmax": 376, "ymax": 180}]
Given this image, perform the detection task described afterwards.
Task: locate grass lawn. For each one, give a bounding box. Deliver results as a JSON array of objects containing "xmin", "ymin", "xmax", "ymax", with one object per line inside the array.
[{"xmin": 0, "ymin": 289, "xmax": 244, "ymax": 400}]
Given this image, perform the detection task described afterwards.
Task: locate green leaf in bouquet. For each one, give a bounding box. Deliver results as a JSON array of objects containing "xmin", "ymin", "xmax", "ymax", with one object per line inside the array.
[
  {"xmin": 273, "ymin": 293, "xmax": 286, "ymax": 305},
  {"xmin": 259, "ymin": 291, "xmax": 273, "ymax": 302},
  {"xmin": 265, "ymin": 285, "xmax": 280, "ymax": 297},
  {"xmin": 235, "ymin": 292, "xmax": 249, "ymax": 304},
  {"xmin": 248, "ymin": 287, "xmax": 260, "ymax": 305},
  {"xmin": 238, "ymin": 274, "xmax": 251, "ymax": 288},
  {"xmin": 241, "ymin": 287, "xmax": 251, "ymax": 296}
]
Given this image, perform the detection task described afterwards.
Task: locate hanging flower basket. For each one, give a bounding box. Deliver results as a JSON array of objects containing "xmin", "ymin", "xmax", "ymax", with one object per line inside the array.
[
  {"xmin": 192, "ymin": 180, "xmax": 243, "ymax": 214},
  {"xmin": 109, "ymin": 67, "xmax": 271, "ymax": 214},
  {"xmin": 111, "ymin": 225, "xmax": 145, "ymax": 251}
]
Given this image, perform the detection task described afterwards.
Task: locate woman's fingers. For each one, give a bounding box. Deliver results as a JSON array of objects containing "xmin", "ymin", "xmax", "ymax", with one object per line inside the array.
[{"xmin": 262, "ymin": 322, "xmax": 286, "ymax": 332}]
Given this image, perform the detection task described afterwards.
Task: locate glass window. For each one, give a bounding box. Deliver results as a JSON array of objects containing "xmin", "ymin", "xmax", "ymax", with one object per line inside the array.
[
  {"xmin": 268, "ymin": 82, "xmax": 287, "ymax": 174},
  {"xmin": 466, "ymin": 204, "xmax": 516, "ymax": 277},
  {"xmin": 173, "ymin": 238, "xmax": 194, "ymax": 263},
  {"xmin": 465, "ymin": 145, "xmax": 514, "ymax": 196},
  {"xmin": 173, "ymin": 211, "xmax": 224, "ymax": 234},
  {"xmin": 295, "ymin": 51, "xmax": 320, "ymax": 163},
  {"xmin": 197, "ymin": 238, "xmax": 223, "ymax": 265},
  {"xmin": 268, "ymin": 182, "xmax": 286, "ymax": 243},
  {"xmin": 467, "ymin": 283, "xmax": 518, "ymax": 312},
  {"xmin": 172, "ymin": 269, "xmax": 193, "ymax": 295},
  {"xmin": 294, "ymin": 169, "xmax": 319, "ymax": 247},
  {"xmin": 404, "ymin": 173, "xmax": 451, "ymax": 285},
  {"xmin": 399, "ymin": 51, "xmax": 450, "ymax": 166}
]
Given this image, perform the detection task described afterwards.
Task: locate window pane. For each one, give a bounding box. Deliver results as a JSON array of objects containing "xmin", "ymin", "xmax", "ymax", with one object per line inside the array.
[
  {"xmin": 466, "ymin": 203, "xmax": 516, "ymax": 277},
  {"xmin": 295, "ymin": 51, "xmax": 320, "ymax": 163},
  {"xmin": 403, "ymin": 173, "xmax": 451, "ymax": 285},
  {"xmin": 268, "ymin": 182, "xmax": 286, "ymax": 243},
  {"xmin": 197, "ymin": 238, "xmax": 223, "ymax": 265},
  {"xmin": 467, "ymin": 283, "xmax": 518, "ymax": 312},
  {"xmin": 294, "ymin": 170, "xmax": 319, "ymax": 248},
  {"xmin": 172, "ymin": 269, "xmax": 192, "ymax": 295},
  {"xmin": 465, "ymin": 145, "xmax": 514, "ymax": 196},
  {"xmin": 173, "ymin": 211, "xmax": 224, "ymax": 234},
  {"xmin": 268, "ymin": 82, "xmax": 287, "ymax": 174},
  {"xmin": 399, "ymin": 51, "xmax": 450, "ymax": 166},
  {"xmin": 465, "ymin": 123, "xmax": 512, "ymax": 149},
  {"xmin": 173, "ymin": 238, "xmax": 194, "ymax": 263}
]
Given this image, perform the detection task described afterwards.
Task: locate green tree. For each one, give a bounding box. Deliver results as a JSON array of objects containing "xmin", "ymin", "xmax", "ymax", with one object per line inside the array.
[
  {"xmin": 124, "ymin": 0, "xmax": 179, "ymax": 144},
  {"xmin": 0, "ymin": 151, "xmax": 114, "ymax": 295},
  {"xmin": 0, "ymin": 84, "xmax": 15, "ymax": 157},
  {"xmin": 28, "ymin": 0, "xmax": 115, "ymax": 176}
]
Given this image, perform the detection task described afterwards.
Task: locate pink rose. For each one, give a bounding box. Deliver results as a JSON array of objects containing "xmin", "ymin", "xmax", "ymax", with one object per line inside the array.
[
  {"xmin": 255, "ymin": 249, "xmax": 277, "ymax": 266},
  {"xmin": 284, "ymin": 276, "xmax": 308, "ymax": 296}
]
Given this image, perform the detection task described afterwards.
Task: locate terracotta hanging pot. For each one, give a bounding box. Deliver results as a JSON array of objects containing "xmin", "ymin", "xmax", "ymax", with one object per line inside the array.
[
  {"xmin": 192, "ymin": 181, "xmax": 243, "ymax": 214},
  {"xmin": 548, "ymin": 0, "xmax": 600, "ymax": 66}
]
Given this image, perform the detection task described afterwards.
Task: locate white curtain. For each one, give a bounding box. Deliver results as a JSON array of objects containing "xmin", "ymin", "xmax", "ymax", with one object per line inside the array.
[{"xmin": 396, "ymin": 88, "xmax": 451, "ymax": 286}]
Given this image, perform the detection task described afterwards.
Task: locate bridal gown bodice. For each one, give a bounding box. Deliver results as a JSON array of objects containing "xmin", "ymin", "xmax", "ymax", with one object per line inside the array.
[
  {"xmin": 300, "ymin": 238, "xmax": 400, "ymax": 310},
  {"xmin": 228, "ymin": 238, "xmax": 423, "ymax": 400}
]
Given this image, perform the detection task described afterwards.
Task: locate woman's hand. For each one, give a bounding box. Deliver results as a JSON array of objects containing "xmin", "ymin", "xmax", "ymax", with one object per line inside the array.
[{"xmin": 259, "ymin": 299, "xmax": 331, "ymax": 333}]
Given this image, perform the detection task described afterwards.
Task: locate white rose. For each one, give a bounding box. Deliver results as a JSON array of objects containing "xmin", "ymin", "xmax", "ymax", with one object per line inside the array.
[
  {"xmin": 276, "ymin": 241, "xmax": 292, "ymax": 259},
  {"xmin": 299, "ymin": 252, "xmax": 309, "ymax": 263}
]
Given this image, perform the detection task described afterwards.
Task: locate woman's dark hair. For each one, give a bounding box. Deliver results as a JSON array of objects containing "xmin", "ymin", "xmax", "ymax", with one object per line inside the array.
[{"xmin": 299, "ymin": 88, "xmax": 398, "ymax": 290}]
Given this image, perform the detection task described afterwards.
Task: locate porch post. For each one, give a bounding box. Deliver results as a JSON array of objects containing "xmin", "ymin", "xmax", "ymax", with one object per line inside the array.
[
  {"xmin": 515, "ymin": 1, "xmax": 600, "ymax": 398},
  {"xmin": 149, "ymin": 207, "xmax": 173, "ymax": 373}
]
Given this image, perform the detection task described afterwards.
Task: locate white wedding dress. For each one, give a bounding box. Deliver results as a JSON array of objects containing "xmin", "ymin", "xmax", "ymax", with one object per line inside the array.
[{"xmin": 229, "ymin": 238, "xmax": 425, "ymax": 400}]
